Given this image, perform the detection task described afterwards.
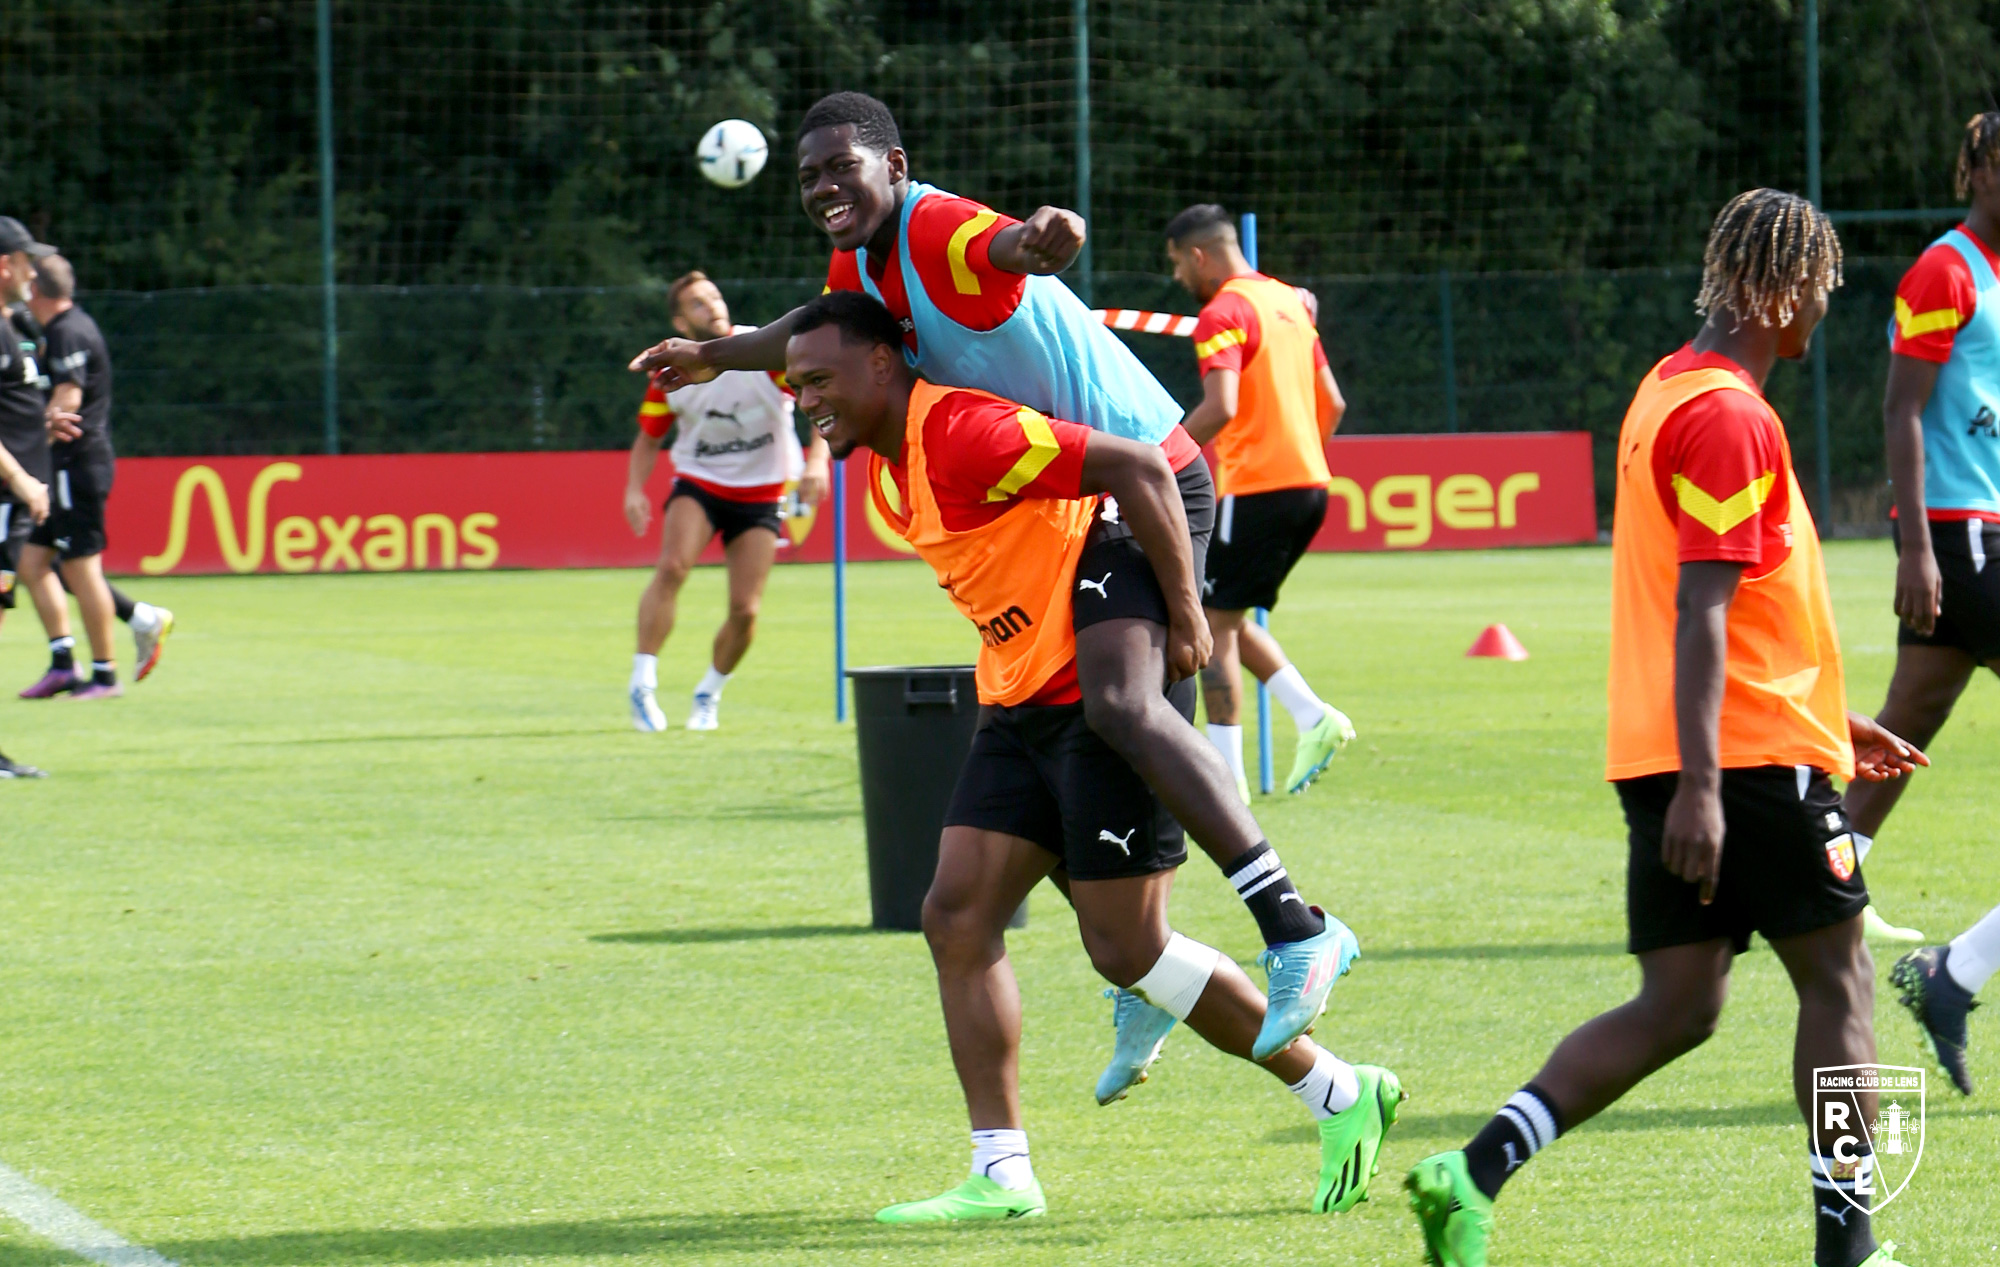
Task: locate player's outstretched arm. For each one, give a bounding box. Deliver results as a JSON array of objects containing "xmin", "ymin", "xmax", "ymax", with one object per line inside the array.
[
  {"xmin": 988, "ymin": 206, "xmax": 1086, "ymax": 276},
  {"xmin": 1663, "ymin": 559, "xmax": 1743, "ymax": 905},
  {"xmin": 1848, "ymin": 712, "xmax": 1929, "ymax": 782},
  {"xmin": 628, "ymin": 309, "xmax": 802, "ymax": 386},
  {"xmin": 1885, "ymin": 353, "xmax": 1944, "ymax": 634},
  {"xmin": 1077, "ymin": 434, "xmax": 1210, "ymax": 680}
]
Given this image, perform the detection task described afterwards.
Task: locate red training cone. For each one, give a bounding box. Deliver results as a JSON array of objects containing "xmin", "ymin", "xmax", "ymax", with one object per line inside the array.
[{"xmin": 1466, "ymin": 623, "xmax": 1529, "ymax": 661}]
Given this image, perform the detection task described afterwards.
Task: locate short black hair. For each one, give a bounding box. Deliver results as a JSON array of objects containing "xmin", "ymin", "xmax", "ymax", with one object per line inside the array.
[
  {"xmin": 798, "ymin": 92, "xmax": 902, "ymax": 154},
  {"xmin": 1164, "ymin": 203, "xmax": 1235, "ymax": 246},
  {"xmin": 791, "ymin": 289, "xmax": 906, "ymax": 353}
]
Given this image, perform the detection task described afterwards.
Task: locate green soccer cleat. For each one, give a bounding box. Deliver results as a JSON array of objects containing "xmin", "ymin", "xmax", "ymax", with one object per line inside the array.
[
  {"xmin": 1863, "ymin": 904, "xmax": 1925, "ymax": 943},
  {"xmin": 1406, "ymin": 1150, "xmax": 1493, "ymax": 1267},
  {"xmin": 1314, "ymin": 1064, "xmax": 1405, "ymax": 1212},
  {"xmin": 1850, "ymin": 1242, "xmax": 1913, "ymax": 1267},
  {"xmin": 1236, "ymin": 772, "xmax": 1253, "ymax": 805},
  {"xmin": 874, "ymin": 1174, "xmax": 1047, "ymax": 1224},
  {"xmin": 1286, "ymin": 706, "xmax": 1356, "ymax": 794},
  {"xmin": 1253, "ymin": 910, "xmax": 1360, "ymax": 1062},
  {"xmin": 1095, "ymin": 987, "xmax": 1177, "ymax": 1105}
]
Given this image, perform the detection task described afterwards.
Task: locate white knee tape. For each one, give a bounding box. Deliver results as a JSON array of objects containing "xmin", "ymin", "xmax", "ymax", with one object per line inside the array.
[{"xmin": 1129, "ymin": 932, "xmax": 1221, "ymax": 1021}]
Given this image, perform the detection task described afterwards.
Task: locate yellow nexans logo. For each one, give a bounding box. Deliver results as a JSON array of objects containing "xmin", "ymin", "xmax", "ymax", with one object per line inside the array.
[{"xmin": 140, "ymin": 463, "xmax": 500, "ymax": 575}]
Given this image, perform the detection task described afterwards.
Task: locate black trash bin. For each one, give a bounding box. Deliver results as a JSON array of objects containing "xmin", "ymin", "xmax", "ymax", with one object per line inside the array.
[{"xmin": 847, "ymin": 665, "xmax": 1026, "ymax": 932}]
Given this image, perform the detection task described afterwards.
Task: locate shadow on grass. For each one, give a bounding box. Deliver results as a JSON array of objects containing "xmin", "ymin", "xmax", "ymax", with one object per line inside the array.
[
  {"xmin": 124, "ymin": 1210, "xmax": 1113, "ymax": 1264},
  {"xmin": 1367, "ymin": 942, "xmax": 1624, "ymax": 962},
  {"xmin": 590, "ymin": 924, "xmax": 896, "ymax": 945},
  {"xmin": 1266, "ymin": 1100, "xmax": 1807, "ymax": 1146}
]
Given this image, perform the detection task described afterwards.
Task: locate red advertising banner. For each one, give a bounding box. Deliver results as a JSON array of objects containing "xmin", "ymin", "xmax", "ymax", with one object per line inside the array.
[
  {"xmin": 101, "ymin": 432, "xmax": 1593, "ymax": 577},
  {"xmin": 1310, "ymin": 431, "xmax": 1596, "ymax": 551}
]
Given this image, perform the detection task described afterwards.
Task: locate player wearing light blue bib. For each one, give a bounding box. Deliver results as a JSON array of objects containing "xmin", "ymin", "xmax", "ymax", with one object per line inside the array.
[
  {"xmin": 1849, "ymin": 111, "xmax": 2000, "ymax": 1092},
  {"xmin": 628, "ymin": 91, "xmax": 1366, "ymax": 1120}
]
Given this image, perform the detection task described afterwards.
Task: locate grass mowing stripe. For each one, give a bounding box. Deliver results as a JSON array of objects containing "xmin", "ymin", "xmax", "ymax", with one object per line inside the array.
[{"xmin": 0, "ymin": 1162, "xmax": 173, "ymax": 1267}]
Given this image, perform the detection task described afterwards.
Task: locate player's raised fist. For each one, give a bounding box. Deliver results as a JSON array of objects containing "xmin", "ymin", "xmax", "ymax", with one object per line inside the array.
[
  {"xmin": 628, "ymin": 337, "xmax": 721, "ymax": 387},
  {"xmin": 995, "ymin": 206, "xmax": 1086, "ymax": 275}
]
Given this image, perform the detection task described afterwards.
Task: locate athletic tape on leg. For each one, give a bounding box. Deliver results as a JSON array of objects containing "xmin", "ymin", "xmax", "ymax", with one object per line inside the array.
[{"xmin": 1130, "ymin": 932, "xmax": 1220, "ymax": 1021}]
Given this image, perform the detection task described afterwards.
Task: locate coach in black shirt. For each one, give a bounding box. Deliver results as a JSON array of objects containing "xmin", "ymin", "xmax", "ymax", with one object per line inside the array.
[
  {"xmin": 0, "ymin": 217, "xmax": 56, "ymax": 620},
  {"xmin": 16, "ymin": 254, "xmax": 171, "ymax": 699}
]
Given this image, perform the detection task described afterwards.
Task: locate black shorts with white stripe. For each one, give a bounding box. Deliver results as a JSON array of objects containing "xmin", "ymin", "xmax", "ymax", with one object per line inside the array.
[{"xmin": 1894, "ymin": 515, "xmax": 2000, "ymax": 662}]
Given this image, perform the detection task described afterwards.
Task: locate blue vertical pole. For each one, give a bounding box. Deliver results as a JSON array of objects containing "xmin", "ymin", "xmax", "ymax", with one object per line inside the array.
[
  {"xmin": 315, "ymin": 0, "xmax": 339, "ymax": 454},
  {"xmin": 833, "ymin": 460, "xmax": 848, "ymax": 721},
  {"xmin": 1241, "ymin": 212, "xmax": 1274, "ymax": 796}
]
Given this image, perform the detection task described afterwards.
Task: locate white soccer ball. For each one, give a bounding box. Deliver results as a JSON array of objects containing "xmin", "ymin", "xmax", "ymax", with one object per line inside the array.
[{"xmin": 697, "ymin": 119, "xmax": 769, "ymax": 189}]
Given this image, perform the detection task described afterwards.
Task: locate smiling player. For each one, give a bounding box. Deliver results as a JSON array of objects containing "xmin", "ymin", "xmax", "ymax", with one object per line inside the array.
[
  {"xmin": 785, "ymin": 289, "xmax": 1402, "ymax": 1223},
  {"xmin": 630, "ymin": 93, "xmax": 1359, "ymax": 1093}
]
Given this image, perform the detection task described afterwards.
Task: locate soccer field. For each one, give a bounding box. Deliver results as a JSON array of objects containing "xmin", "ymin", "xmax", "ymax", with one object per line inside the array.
[{"xmin": 0, "ymin": 544, "xmax": 1991, "ymax": 1267}]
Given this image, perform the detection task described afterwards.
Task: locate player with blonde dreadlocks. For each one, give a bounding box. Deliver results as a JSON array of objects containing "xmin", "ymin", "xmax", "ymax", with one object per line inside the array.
[
  {"xmin": 1403, "ymin": 189, "xmax": 1927, "ymax": 1267},
  {"xmin": 1852, "ymin": 108, "xmax": 2000, "ymax": 1097}
]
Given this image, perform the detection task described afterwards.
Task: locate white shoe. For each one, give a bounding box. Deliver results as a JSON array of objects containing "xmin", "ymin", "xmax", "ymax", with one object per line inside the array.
[
  {"xmin": 630, "ymin": 685, "xmax": 667, "ymax": 732},
  {"xmin": 687, "ymin": 691, "xmax": 720, "ymax": 731},
  {"xmin": 132, "ymin": 605, "xmax": 174, "ymax": 682}
]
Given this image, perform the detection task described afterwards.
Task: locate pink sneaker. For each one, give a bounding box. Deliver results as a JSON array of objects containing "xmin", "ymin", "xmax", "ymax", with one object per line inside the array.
[
  {"xmin": 19, "ymin": 668, "xmax": 79, "ymax": 699},
  {"xmin": 69, "ymin": 681, "xmax": 123, "ymax": 700}
]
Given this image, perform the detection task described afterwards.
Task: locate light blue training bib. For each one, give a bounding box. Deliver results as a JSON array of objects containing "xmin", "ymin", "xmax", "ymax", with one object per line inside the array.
[
  {"xmin": 855, "ymin": 182, "xmax": 1181, "ymax": 445},
  {"xmin": 1889, "ymin": 228, "xmax": 2000, "ymax": 514}
]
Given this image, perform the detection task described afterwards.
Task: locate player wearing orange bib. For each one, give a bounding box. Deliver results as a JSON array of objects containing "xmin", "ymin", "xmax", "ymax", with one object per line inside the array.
[
  {"xmin": 1167, "ymin": 204, "xmax": 1354, "ymax": 796},
  {"xmin": 786, "ymin": 291, "xmax": 1402, "ymax": 1224},
  {"xmin": 1405, "ymin": 192, "xmax": 1926, "ymax": 1267}
]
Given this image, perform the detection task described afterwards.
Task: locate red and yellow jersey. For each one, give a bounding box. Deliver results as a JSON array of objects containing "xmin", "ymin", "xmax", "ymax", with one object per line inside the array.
[
  {"xmin": 825, "ymin": 194, "xmax": 1027, "ymax": 352},
  {"xmin": 868, "ymin": 382, "xmax": 1097, "ymax": 706},
  {"xmin": 1891, "ymin": 223, "xmax": 2000, "ymax": 364},
  {"xmin": 1606, "ymin": 347, "xmax": 1852, "ymax": 782},
  {"xmin": 1193, "ymin": 274, "xmax": 1332, "ymax": 496}
]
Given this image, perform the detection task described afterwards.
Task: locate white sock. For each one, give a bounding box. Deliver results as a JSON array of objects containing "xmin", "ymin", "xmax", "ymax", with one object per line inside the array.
[
  {"xmin": 1852, "ymin": 831, "xmax": 1873, "ymax": 865},
  {"xmin": 1266, "ymin": 664, "xmax": 1328, "ymax": 734},
  {"xmin": 1948, "ymin": 903, "xmax": 2000, "ymax": 995},
  {"xmin": 695, "ymin": 665, "xmax": 730, "ymax": 700},
  {"xmin": 1207, "ymin": 723, "xmax": 1246, "ymax": 782},
  {"xmin": 970, "ymin": 1128, "xmax": 1034, "ymax": 1191},
  {"xmin": 1287, "ymin": 1047, "xmax": 1361, "ymax": 1118},
  {"xmin": 631, "ymin": 653, "xmax": 658, "ymax": 691},
  {"xmin": 129, "ymin": 602, "xmax": 160, "ymax": 634}
]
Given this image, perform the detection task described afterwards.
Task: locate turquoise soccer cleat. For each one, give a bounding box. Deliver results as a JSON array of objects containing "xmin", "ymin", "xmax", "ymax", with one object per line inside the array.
[
  {"xmin": 1095, "ymin": 987, "xmax": 1178, "ymax": 1105},
  {"xmin": 1253, "ymin": 909, "xmax": 1360, "ymax": 1062}
]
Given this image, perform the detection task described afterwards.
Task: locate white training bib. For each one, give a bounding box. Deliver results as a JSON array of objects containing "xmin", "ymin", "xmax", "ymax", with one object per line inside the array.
[{"xmin": 665, "ymin": 327, "xmax": 801, "ymax": 491}]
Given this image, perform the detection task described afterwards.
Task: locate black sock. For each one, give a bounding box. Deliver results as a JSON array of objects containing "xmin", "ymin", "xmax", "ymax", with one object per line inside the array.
[
  {"xmin": 48, "ymin": 637, "xmax": 74, "ymax": 673},
  {"xmin": 1222, "ymin": 842, "xmax": 1324, "ymax": 945},
  {"xmin": 108, "ymin": 584, "xmax": 136, "ymax": 623},
  {"xmin": 91, "ymin": 661, "xmax": 115, "ymax": 687},
  {"xmin": 1812, "ymin": 1151, "xmax": 1877, "ymax": 1267},
  {"xmin": 1464, "ymin": 1083, "xmax": 1564, "ymax": 1200}
]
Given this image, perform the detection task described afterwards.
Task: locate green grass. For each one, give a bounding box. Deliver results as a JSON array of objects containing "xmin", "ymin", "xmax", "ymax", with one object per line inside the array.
[{"xmin": 0, "ymin": 543, "xmax": 1993, "ymax": 1266}]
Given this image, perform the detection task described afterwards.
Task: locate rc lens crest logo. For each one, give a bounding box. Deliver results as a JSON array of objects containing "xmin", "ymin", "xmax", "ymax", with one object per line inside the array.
[{"xmin": 1812, "ymin": 1064, "xmax": 1924, "ymax": 1213}]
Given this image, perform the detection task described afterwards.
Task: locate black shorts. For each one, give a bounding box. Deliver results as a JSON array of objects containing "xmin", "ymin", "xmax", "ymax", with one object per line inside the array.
[
  {"xmin": 1204, "ymin": 486, "xmax": 1328, "ymax": 612},
  {"xmin": 667, "ymin": 478, "xmax": 783, "ymax": 545},
  {"xmin": 1618, "ymin": 766, "xmax": 1869, "ymax": 955},
  {"xmin": 1893, "ymin": 516, "xmax": 2000, "ymax": 661},
  {"xmin": 25, "ymin": 464, "xmax": 109, "ymax": 560},
  {"xmin": 944, "ymin": 701, "xmax": 1188, "ymax": 882},
  {"xmin": 0, "ymin": 495, "xmax": 29, "ymax": 609},
  {"xmin": 1071, "ymin": 455, "xmax": 1216, "ymax": 634}
]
